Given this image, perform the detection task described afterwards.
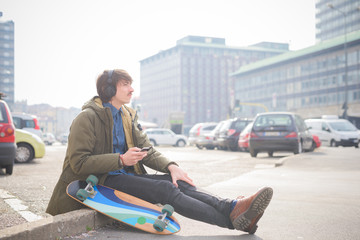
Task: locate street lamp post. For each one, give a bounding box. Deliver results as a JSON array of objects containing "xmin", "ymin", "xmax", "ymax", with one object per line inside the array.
[{"xmin": 328, "ymin": 3, "xmax": 348, "ymax": 119}]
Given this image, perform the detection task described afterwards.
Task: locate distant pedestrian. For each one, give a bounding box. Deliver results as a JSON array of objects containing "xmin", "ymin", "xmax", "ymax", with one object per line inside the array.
[{"xmin": 46, "ymin": 69, "xmax": 273, "ymax": 234}]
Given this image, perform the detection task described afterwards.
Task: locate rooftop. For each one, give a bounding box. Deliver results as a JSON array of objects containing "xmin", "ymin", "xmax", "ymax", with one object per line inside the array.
[{"xmin": 231, "ymin": 30, "xmax": 360, "ymax": 76}]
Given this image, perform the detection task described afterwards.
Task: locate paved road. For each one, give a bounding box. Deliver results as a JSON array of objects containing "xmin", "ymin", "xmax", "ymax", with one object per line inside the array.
[
  {"xmin": 0, "ymin": 144, "xmax": 285, "ymax": 230},
  {"xmin": 64, "ymin": 147, "xmax": 360, "ymax": 240}
]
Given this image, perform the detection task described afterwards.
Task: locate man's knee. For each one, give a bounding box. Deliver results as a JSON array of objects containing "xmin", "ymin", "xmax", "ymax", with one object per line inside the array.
[{"xmin": 159, "ymin": 180, "xmax": 178, "ymax": 191}]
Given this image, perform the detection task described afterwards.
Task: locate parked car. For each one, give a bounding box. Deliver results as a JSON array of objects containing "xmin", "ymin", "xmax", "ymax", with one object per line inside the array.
[
  {"xmin": 59, "ymin": 133, "xmax": 69, "ymax": 145},
  {"xmin": 0, "ymin": 97, "xmax": 16, "ymax": 175},
  {"xmin": 210, "ymin": 121, "xmax": 227, "ymax": 149},
  {"xmin": 249, "ymin": 112, "xmax": 313, "ymax": 157},
  {"xmin": 217, "ymin": 118, "xmax": 253, "ymax": 151},
  {"xmin": 305, "ymin": 116, "xmax": 359, "ymax": 148},
  {"xmin": 12, "ymin": 112, "xmax": 43, "ymax": 138},
  {"xmin": 144, "ymin": 128, "xmax": 187, "ymax": 147},
  {"xmin": 42, "ymin": 132, "xmax": 56, "ymax": 145},
  {"xmin": 188, "ymin": 122, "xmax": 218, "ymax": 149},
  {"xmin": 238, "ymin": 122, "xmax": 253, "ymax": 152},
  {"xmin": 197, "ymin": 121, "xmax": 226, "ymax": 150},
  {"xmin": 312, "ymin": 134, "xmax": 321, "ymax": 149},
  {"xmin": 15, "ymin": 129, "xmax": 46, "ymax": 163}
]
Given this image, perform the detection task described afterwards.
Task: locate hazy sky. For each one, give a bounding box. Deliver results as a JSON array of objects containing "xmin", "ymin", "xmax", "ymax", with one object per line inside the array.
[{"xmin": 1, "ymin": 0, "xmax": 315, "ymax": 108}]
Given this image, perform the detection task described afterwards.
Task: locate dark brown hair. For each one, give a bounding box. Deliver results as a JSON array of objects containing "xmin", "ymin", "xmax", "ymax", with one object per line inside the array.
[{"xmin": 96, "ymin": 69, "xmax": 133, "ymax": 103}]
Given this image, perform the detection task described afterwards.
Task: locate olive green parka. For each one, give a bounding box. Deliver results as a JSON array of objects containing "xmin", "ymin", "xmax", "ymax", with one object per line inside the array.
[{"xmin": 46, "ymin": 97, "xmax": 176, "ymax": 216}]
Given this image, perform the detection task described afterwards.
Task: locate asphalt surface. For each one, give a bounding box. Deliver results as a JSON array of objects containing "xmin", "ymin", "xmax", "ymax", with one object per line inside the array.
[{"xmin": 1, "ymin": 146, "xmax": 359, "ymax": 239}]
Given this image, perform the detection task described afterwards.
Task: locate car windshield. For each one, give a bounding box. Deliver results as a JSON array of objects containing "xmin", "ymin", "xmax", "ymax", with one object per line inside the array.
[
  {"xmin": 220, "ymin": 121, "xmax": 232, "ymax": 131},
  {"xmin": 329, "ymin": 121, "xmax": 357, "ymax": 131},
  {"xmin": 240, "ymin": 123, "xmax": 253, "ymax": 136},
  {"xmin": 189, "ymin": 123, "xmax": 202, "ymax": 133},
  {"xmin": 243, "ymin": 123, "xmax": 253, "ymax": 133},
  {"xmin": 212, "ymin": 122, "xmax": 224, "ymax": 133},
  {"xmin": 233, "ymin": 120, "xmax": 249, "ymax": 130},
  {"xmin": 253, "ymin": 114, "xmax": 293, "ymax": 131}
]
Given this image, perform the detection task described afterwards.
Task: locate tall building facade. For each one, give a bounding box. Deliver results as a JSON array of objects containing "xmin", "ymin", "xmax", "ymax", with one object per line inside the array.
[
  {"xmin": 232, "ymin": 30, "xmax": 360, "ymax": 122},
  {"xmin": 0, "ymin": 16, "xmax": 14, "ymax": 109},
  {"xmin": 316, "ymin": 0, "xmax": 360, "ymax": 42},
  {"xmin": 139, "ymin": 36, "xmax": 288, "ymax": 132}
]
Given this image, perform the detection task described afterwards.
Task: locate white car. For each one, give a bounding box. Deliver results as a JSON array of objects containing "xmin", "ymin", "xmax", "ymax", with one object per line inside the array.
[
  {"xmin": 12, "ymin": 112, "xmax": 43, "ymax": 138},
  {"xmin": 305, "ymin": 116, "xmax": 359, "ymax": 148},
  {"xmin": 42, "ymin": 132, "xmax": 56, "ymax": 146},
  {"xmin": 144, "ymin": 128, "xmax": 187, "ymax": 147}
]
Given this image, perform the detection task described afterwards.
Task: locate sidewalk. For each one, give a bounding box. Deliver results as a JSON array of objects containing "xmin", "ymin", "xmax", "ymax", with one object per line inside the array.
[
  {"xmin": 204, "ymin": 147, "xmax": 360, "ymax": 239},
  {"xmin": 1, "ymin": 147, "xmax": 359, "ymax": 239}
]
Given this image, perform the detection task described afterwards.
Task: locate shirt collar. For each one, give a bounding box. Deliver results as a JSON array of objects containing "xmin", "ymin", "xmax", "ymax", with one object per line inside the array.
[{"xmin": 103, "ymin": 102, "xmax": 123, "ymax": 117}]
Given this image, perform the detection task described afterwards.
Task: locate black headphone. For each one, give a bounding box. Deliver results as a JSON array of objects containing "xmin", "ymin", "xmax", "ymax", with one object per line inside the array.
[{"xmin": 104, "ymin": 70, "xmax": 116, "ymax": 99}]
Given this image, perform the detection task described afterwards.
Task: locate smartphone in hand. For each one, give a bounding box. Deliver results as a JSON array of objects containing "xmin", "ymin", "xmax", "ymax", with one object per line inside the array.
[{"xmin": 140, "ymin": 146, "xmax": 152, "ymax": 152}]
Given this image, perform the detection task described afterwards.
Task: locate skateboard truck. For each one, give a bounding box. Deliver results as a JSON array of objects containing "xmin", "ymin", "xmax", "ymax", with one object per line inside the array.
[
  {"xmin": 153, "ymin": 204, "xmax": 174, "ymax": 232},
  {"xmin": 76, "ymin": 175, "xmax": 99, "ymax": 201},
  {"xmin": 84, "ymin": 182, "xmax": 96, "ymax": 198}
]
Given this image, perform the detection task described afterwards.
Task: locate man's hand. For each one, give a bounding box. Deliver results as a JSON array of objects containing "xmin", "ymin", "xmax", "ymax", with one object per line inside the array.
[
  {"xmin": 168, "ymin": 164, "xmax": 195, "ymax": 188},
  {"xmin": 122, "ymin": 147, "xmax": 147, "ymax": 166}
]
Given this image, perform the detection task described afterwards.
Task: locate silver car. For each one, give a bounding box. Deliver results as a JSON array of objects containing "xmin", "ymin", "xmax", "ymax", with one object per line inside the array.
[{"xmin": 188, "ymin": 122, "xmax": 218, "ymax": 149}]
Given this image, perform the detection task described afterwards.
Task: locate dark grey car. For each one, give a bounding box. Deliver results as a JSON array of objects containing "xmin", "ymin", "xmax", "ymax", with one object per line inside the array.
[{"xmin": 249, "ymin": 112, "xmax": 313, "ymax": 157}]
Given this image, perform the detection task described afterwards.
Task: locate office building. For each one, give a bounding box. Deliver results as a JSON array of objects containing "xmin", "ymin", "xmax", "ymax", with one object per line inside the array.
[
  {"xmin": 316, "ymin": 0, "xmax": 360, "ymax": 42},
  {"xmin": 139, "ymin": 36, "xmax": 288, "ymax": 132},
  {"xmin": 0, "ymin": 14, "xmax": 14, "ymax": 109},
  {"xmin": 232, "ymin": 30, "xmax": 360, "ymax": 121}
]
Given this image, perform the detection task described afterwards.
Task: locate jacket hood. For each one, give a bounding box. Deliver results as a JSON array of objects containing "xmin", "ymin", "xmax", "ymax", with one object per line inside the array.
[
  {"xmin": 82, "ymin": 96, "xmax": 103, "ymax": 111},
  {"xmin": 81, "ymin": 96, "xmax": 110, "ymax": 124}
]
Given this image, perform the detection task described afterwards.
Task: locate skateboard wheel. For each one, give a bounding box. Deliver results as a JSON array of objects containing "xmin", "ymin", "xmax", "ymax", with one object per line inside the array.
[
  {"xmin": 162, "ymin": 204, "xmax": 174, "ymax": 217},
  {"xmin": 86, "ymin": 175, "xmax": 98, "ymax": 186},
  {"xmin": 153, "ymin": 219, "xmax": 166, "ymax": 232},
  {"xmin": 76, "ymin": 189, "xmax": 89, "ymax": 201}
]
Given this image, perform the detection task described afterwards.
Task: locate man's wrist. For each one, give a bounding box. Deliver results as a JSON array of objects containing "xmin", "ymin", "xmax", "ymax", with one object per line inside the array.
[
  {"xmin": 119, "ymin": 154, "xmax": 125, "ymax": 167},
  {"xmin": 167, "ymin": 162, "xmax": 178, "ymax": 172}
]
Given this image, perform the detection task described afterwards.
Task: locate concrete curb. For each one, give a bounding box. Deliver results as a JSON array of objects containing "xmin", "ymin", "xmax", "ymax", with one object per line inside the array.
[
  {"xmin": 0, "ymin": 209, "xmax": 114, "ymax": 240},
  {"xmin": 274, "ymin": 154, "xmax": 294, "ymax": 167}
]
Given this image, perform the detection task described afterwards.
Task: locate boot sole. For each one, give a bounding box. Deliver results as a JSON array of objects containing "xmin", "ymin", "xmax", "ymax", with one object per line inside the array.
[{"xmin": 232, "ymin": 187, "xmax": 273, "ymax": 233}]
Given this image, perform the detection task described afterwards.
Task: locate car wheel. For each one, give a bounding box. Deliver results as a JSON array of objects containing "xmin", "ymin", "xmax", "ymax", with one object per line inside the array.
[
  {"xmin": 330, "ymin": 139, "xmax": 338, "ymax": 147},
  {"xmin": 250, "ymin": 148, "xmax": 258, "ymax": 157},
  {"xmin": 149, "ymin": 139, "xmax": 157, "ymax": 146},
  {"xmin": 268, "ymin": 151, "xmax": 273, "ymax": 157},
  {"xmin": 309, "ymin": 141, "xmax": 316, "ymax": 152},
  {"xmin": 176, "ymin": 139, "xmax": 186, "ymax": 147},
  {"xmin": 229, "ymin": 145, "xmax": 239, "ymax": 152},
  {"xmin": 294, "ymin": 141, "xmax": 303, "ymax": 154},
  {"xmin": 15, "ymin": 143, "xmax": 34, "ymax": 163},
  {"xmin": 6, "ymin": 163, "xmax": 13, "ymax": 175}
]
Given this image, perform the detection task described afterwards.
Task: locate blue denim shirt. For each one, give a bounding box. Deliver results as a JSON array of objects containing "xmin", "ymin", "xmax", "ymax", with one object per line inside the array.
[{"xmin": 103, "ymin": 103, "xmax": 131, "ymax": 175}]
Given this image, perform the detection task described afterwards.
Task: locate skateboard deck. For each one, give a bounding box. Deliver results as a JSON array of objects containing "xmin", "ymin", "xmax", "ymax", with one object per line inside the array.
[{"xmin": 66, "ymin": 178, "xmax": 181, "ymax": 235}]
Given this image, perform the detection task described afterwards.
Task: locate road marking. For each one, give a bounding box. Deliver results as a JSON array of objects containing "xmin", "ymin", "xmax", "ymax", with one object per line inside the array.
[{"xmin": 0, "ymin": 189, "xmax": 43, "ymax": 222}]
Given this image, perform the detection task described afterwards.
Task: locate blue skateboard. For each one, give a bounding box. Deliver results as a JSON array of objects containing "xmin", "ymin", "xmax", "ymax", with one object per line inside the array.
[{"xmin": 66, "ymin": 175, "xmax": 181, "ymax": 234}]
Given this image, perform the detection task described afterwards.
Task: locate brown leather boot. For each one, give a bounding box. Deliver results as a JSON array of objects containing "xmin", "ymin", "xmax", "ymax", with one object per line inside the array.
[{"xmin": 230, "ymin": 187, "xmax": 273, "ymax": 234}]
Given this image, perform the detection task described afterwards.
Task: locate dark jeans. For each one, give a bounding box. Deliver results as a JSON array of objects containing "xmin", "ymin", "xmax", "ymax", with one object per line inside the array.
[{"xmin": 104, "ymin": 173, "xmax": 234, "ymax": 229}]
